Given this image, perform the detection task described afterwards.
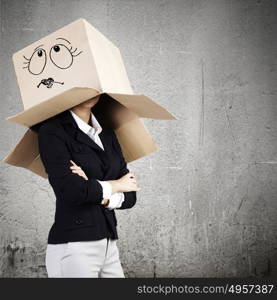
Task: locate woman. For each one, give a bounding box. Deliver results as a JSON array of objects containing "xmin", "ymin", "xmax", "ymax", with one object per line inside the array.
[{"xmin": 37, "ymin": 94, "xmax": 140, "ymax": 278}]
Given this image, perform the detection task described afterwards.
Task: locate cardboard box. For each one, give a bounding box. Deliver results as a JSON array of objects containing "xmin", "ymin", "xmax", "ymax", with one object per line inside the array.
[{"xmin": 3, "ymin": 18, "xmax": 176, "ymax": 178}]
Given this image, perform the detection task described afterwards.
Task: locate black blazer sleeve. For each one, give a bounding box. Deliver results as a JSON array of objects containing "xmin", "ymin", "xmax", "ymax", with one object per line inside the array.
[
  {"xmin": 110, "ymin": 129, "xmax": 137, "ymax": 210},
  {"xmin": 38, "ymin": 124, "xmax": 104, "ymax": 207}
]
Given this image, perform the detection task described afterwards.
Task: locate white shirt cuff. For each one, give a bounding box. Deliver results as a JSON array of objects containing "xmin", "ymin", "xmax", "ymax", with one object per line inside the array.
[
  {"xmin": 97, "ymin": 180, "xmax": 112, "ymax": 200},
  {"xmin": 107, "ymin": 192, "xmax": 125, "ymax": 210}
]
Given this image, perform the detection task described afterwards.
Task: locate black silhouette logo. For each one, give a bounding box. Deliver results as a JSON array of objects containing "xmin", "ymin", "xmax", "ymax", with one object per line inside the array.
[{"xmin": 23, "ymin": 37, "xmax": 82, "ymax": 88}]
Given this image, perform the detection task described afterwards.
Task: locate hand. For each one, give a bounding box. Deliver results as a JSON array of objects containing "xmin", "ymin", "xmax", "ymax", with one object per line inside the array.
[
  {"xmin": 116, "ymin": 172, "xmax": 141, "ymax": 193},
  {"xmin": 70, "ymin": 160, "xmax": 88, "ymax": 180},
  {"xmin": 101, "ymin": 198, "xmax": 110, "ymax": 207}
]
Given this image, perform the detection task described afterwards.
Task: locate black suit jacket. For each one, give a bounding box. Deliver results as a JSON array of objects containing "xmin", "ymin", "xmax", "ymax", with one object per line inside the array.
[{"xmin": 37, "ymin": 109, "xmax": 136, "ymax": 244}]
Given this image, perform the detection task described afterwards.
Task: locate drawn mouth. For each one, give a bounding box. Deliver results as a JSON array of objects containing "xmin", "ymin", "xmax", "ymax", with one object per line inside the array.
[{"xmin": 37, "ymin": 78, "xmax": 64, "ymax": 88}]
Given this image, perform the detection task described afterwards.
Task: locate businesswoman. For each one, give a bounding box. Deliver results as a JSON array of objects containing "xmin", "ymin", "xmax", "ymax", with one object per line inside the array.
[{"xmin": 36, "ymin": 94, "xmax": 140, "ymax": 278}]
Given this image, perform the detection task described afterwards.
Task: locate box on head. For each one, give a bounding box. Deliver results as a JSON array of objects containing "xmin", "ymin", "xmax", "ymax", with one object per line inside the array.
[{"xmin": 3, "ymin": 18, "xmax": 176, "ymax": 178}]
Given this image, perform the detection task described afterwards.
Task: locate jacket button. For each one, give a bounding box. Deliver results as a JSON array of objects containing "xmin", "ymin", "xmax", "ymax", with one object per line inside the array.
[{"xmin": 74, "ymin": 218, "xmax": 83, "ymax": 225}]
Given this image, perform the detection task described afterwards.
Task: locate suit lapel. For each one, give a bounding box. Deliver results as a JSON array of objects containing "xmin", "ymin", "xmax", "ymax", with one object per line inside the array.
[
  {"xmin": 58, "ymin": 109, "xmax": 109, "ymax": 154},
  {"xmin": 75, "ymin": 128, "xmax": 107, "ymax": 153}
]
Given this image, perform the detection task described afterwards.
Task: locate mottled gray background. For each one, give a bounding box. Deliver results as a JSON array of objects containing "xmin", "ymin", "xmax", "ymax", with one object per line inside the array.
[{"xmin": 0, "ymin": 0, "xmax": 277, "ymax": 278}]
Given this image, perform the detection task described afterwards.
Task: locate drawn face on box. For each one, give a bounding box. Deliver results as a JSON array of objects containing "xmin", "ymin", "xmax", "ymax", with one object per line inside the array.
[
  {"xmin": 13, "ymin": 19, "xmax": 101, "ymax": 110},
  {"xmin": 23, "ymin": 37, "xmax": 83, "ymax": 88}
]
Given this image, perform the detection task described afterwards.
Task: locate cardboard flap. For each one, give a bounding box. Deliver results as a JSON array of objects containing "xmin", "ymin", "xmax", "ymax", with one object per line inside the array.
[
  {"xmin": 114, "ymin": 117, "xmax": 159, "ymax": 162},
  {"xmin": 2, "ymin": 129, "xmax": 48, "ymax": 178},
  {"xmin": 107, "ymin": 92, "xmax": 176, "ymax": 120},
  {"xmin": 7, "ymin": 87, "xmax": 101, "ymax": 127},
  {"xmin": 3, "ymin": 129, "xmax": 39, "ymax": 167},
  {"xmin": 28, "ymin": 154, "xmax": 48, "ymax": 178},
  {"xmin": 3, "ymin": 116, "xmax": 159, "ymax": 178},
  {"xmin": 7, "ymin": 87, "xmax": 176, "ymax": 128}
]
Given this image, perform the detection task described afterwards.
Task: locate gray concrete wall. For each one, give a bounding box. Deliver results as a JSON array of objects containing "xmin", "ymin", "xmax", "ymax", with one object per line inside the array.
[{"xmin": 0, "ymin": 0, "xmax": 276, "ymax": 277}]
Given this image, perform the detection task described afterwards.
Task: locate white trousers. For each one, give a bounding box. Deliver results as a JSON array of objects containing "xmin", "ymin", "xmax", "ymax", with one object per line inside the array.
[{"xmin": 45, "ymin": 237, "xmax": 125, "ymax": 278}]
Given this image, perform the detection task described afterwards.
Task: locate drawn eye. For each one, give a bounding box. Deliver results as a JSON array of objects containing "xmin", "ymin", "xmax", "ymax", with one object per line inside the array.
[
  {"xmin": 50, "ymin": 44, "xmax": 74, "ymax": 69},
  {"xmin": 23, "ymin": 48, "xmax": 47, "ymax": 75}
]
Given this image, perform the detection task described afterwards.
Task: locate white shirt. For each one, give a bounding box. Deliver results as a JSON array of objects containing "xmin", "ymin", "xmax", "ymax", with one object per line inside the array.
[{"xmin": 69, "ymin": 109, "xmax": 125, "ymax": 210}]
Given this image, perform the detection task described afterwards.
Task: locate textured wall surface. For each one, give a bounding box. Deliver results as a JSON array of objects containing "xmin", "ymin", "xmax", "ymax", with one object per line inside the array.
[{"xmin": 0, "ymin": 0, "xmax": 276, "ymax": 277}]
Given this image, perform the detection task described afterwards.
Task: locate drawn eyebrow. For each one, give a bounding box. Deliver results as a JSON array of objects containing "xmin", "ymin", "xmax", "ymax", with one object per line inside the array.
[
  {"xmin": 56, "ymin": 37, "xmax": 71, "ymax": 44},
  {"xmin": 34, "ymin": 44, "xmax": 44, "ymax": 51}
]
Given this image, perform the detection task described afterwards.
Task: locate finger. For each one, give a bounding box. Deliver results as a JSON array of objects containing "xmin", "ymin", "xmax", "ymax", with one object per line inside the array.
[
  {"xmin": 80, "ymin": 173, "xmax": 88, "ymax": 180},
  {"xmin": 130, "ymin": 183, "xmax": 137, "ymax": 188},
  {"xmin": 132, "ymin": 186, "xmax": 140, "ymax": 191},
  {"xmin": 73, "ymin": 169, "xmax": 83, "ymax": 176},
  {"xmin": 70, "ymin": 166, "xmax": 81, "ymax": 170},
  {"xmin": 70, "ymin": 160, "xmax": 78, "ymax": 166},
  {"xmin": 80, "ymin": 172, "xmax": 86, "ymax": 177},
  {"xmin": 72, "ymin": 170, "xmax": 82, "ymax": 176},
  {"xmin": 73, "ymin": 171, "xmax": 86, "ymax": 179}
]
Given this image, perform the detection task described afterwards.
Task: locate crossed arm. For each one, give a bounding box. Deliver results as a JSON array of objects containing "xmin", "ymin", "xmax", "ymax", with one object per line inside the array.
[
  {"xmin": 38, "ymin": 126, "xmax": 139, "ymax": 209},
  {"xmin": 70, "ymin": 160, "xmax": 124, "ymax": 210}
]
